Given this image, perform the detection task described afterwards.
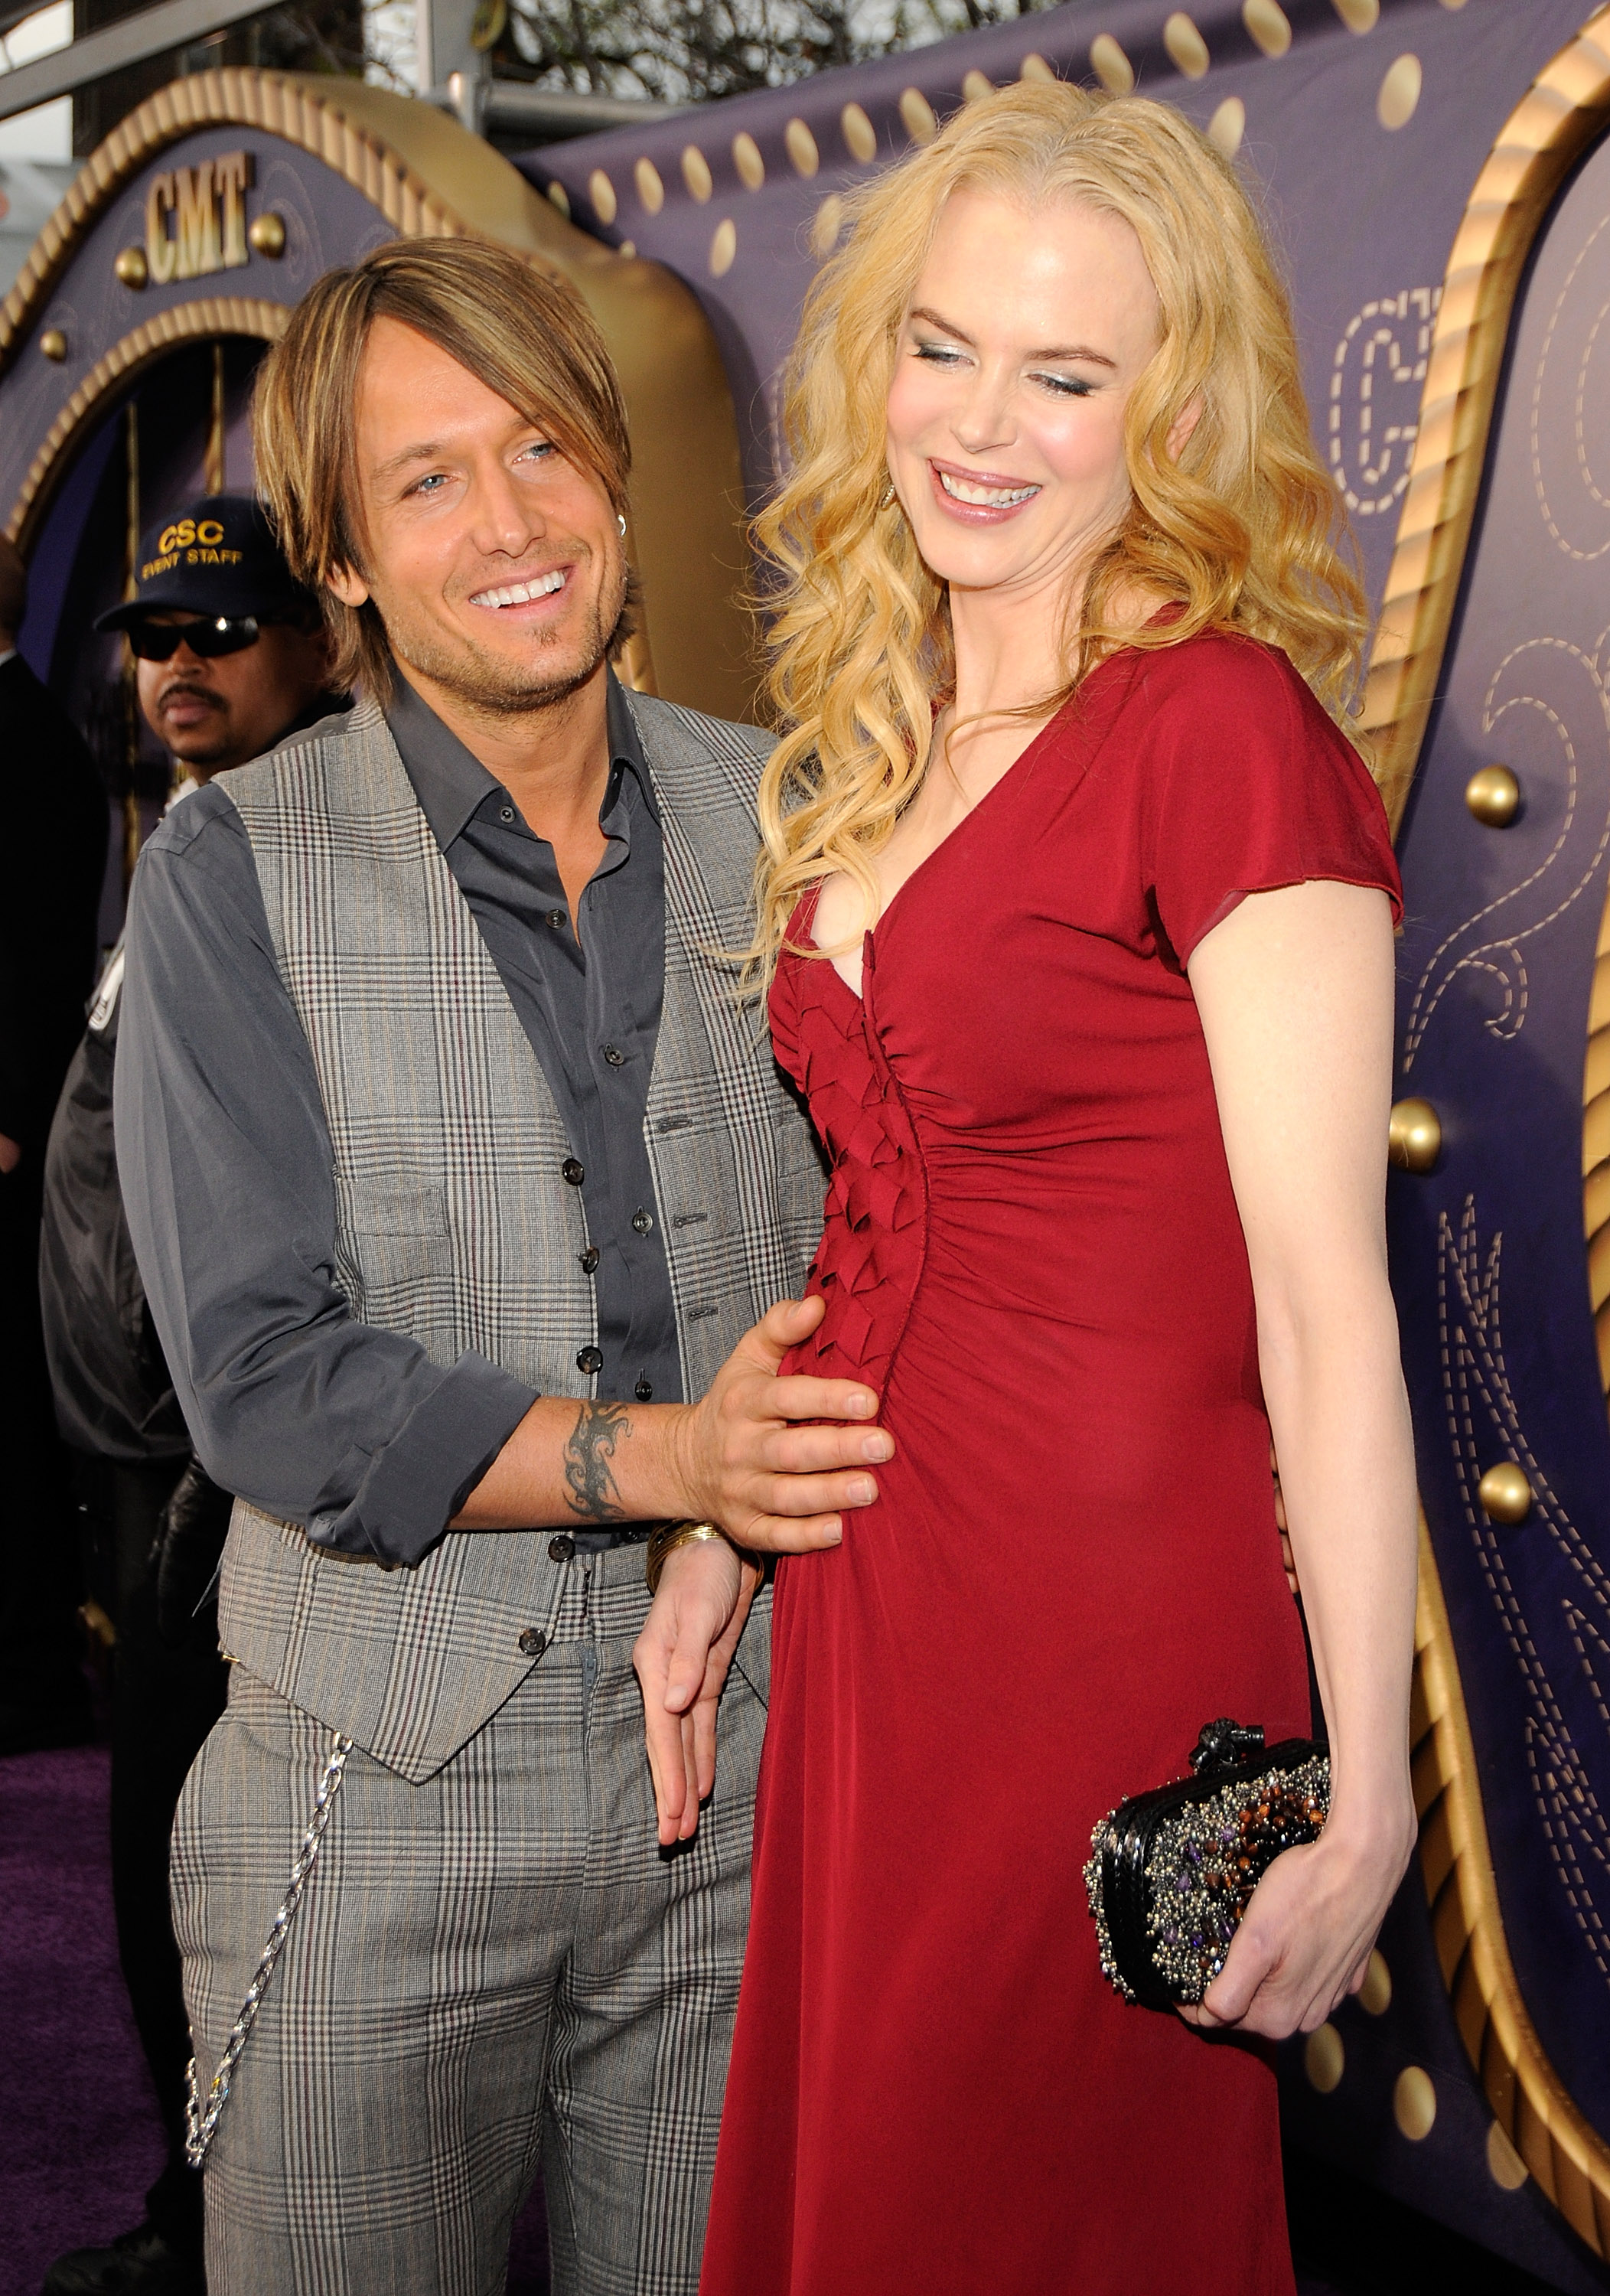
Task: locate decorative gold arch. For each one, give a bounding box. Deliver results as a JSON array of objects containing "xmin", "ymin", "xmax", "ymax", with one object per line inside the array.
[
  {"xmin": 8, "ymin": 296, "xmax": 286, "ymax": 544},
  {"xmin": 1364, "ymin": 7, "xmax": 1610, "ymax": 2258},
  {"xmin": 0, "ymin": 69, "xmax": 752, "ymax": 716}
]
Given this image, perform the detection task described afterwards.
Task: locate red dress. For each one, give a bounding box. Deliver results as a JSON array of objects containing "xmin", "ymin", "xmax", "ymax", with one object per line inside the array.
[{"xmin": 700, "ymin": 631, "xmax": 1403, "ymax": 2296}]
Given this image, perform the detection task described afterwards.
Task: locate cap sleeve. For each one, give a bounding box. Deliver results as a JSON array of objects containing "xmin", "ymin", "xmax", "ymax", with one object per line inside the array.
[{"xmin": 1141, "ymin": 638, "xmax": 1403, "ymax": 967}]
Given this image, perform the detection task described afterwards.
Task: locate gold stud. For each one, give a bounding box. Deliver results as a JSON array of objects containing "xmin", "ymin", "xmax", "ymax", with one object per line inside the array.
[
  {"xmin": 785, "ymin": 118, "xmax": 819, "ymax": 178},
  {"xmin": 1243, "ymin": 0, "xmax": 1292, "ymax": 57},
  {"xmin": 1387, "ymin": 1097, "xmax": 1441, "ymax": 1173},
  {"xmin": 1378, "ymin": 53, "xmax": 1422, "ymax": 129},
  {"xmin": 1304, "ymin": 2024, "xmax": 1344, "ymax": 2093},
  {"xmin": 634, "ymin": 157, "xmax": 664, "ymax": 214},
  {"xmin": 1208, "ymin": 96, "xmax": 1246, "ymax": 157},
  {"xmin": 546, "ymin": 181, "xmax": 571, "ymax": 218},
  {"xmin": 1164, "ymin": 13, "xmax": 1210, "ymax": 78},
  {"xmin": 962, "ymin": 69, "xmax": 994, "ymax": 103},
  {"xmin": 1478, "ymin": 1463, "xmax": 1533, "ymax": 1525},
  {"xmin": 1018, "ymin": 52, "xmax": 1055, "ymax": 83},
  {"xmin": 709, "ymin": 217, "xmax": 737, "ymax": 277},
  {"xmin": 900, "ymin": 87, "xmax": 937, "ymax": 143},
  {"xmin": 1332, "ymin": 0, "xmax": 1379, "ymax": 28},
  {"xmin": 1487, "ymin": 2122, "xmax": 1527, "ymax": 2191},
  {"xmin": 115, "ymin": 245, "xmax": 148, "ymax": 289},
  {"xmin": 1090, "ymin": 34, "xmax": 1135, "ymax": 94},
  {"xmin": 682, "ymin": 145, "xmax": 712, "ymax": 202},
  {"xmin": 1465, "ymin": 764, "xmax": 1520, "ymax": 826},
  {"xmin": 40, "ymin": 328, "xmax": 67, "ymax": 360},
  {"xmin": 247, "ymin": 211, "xmax": 285, "ymax": 256},
  {"xmin": 588, "ymin": 169, "xmax": 618, "ymax": 226},
  {"xmin": 841, "ymin": 103, "xmax": 877, "ymax": 163},
  {"xmin": 618, "ymin": 240, "xmax": 636, "ymax": 260},
  {"xmin": 732, "ymin": 132, "xmax": 764, "ymax": 188},
  {"xmin": 1393, "ymin": 2065, "xmax": 1436, "ymax": 2140},
  {"xmin": 1359, "ymin": 1948, "xmax": 1391, "ymax": 2015}
]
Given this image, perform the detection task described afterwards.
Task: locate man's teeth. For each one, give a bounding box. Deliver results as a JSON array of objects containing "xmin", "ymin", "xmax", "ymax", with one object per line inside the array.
[
  {"xmin": 473, "ymin": 571, "xmax": 567, "ymax": 607},
  {"xmin": 940, "ymin": 471, "xmax": 1038, "ymax": 508}
]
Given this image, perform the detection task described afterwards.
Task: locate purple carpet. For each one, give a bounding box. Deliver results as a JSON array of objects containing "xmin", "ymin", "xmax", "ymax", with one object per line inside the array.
[{"xmin": 0, "ymin": 1745, "xmax": 549, "ymax": 2296}]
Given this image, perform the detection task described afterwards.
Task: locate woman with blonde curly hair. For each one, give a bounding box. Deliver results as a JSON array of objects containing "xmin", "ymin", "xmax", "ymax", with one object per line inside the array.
[{"xmin": 640, "ymin": 78, "xmax": 1417, "ymax": 2294}]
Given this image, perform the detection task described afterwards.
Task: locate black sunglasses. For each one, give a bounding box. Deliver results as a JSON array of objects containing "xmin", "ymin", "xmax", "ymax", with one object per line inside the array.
[{"xmin": 126, "ymin": 615, "xmax": 266, "ymax": 661}]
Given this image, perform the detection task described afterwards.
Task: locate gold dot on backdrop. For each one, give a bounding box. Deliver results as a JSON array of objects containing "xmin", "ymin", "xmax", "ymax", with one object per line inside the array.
[
  {"xmin": 546, "ymin": 181, "xmax": 570, "ymax": 218},
  {"xmin": 1378, "ymin": 54, "xmax": 1423, "ymax": 129},
  {"xmin": 588, "ymin": 170, "xmax": 617, "ymax": 226},
  {"xmin": 114, "ymin": 246, "xmax": 148, "ymax": 289},
  {"xmin": 811, "ymin": 195, "xmax": 846, "ymax": 258},
  {"xmin": 963, "ymin": 70, "xmax": 995, "ymax": 104},
  {"xmin": 247, "ymin": 212, "xmax": 285, "ymax": 256},
  {"xmin": 1208, "ymin": 97, "xmax": 1247, "ymax": 157},
  {"xmin": 1165, "ymin": 13, "xmax": 1211, "ymax": 79},
  {"xmin": 1333, "ymin": 0, "xmax": 1379, "ymax": 30},
  {"xmin": 1394, "ymin": 2066, "xmax": 1436, "ymax": 2140},
  {"xmin": 1019, "ymin": 53, "xmax": 1055, "ymax": 83},
  {"xmin": 841, "ymin": 103, "xmax": 878, "ymax": 163},
  {"xmin": 709, "ymin": 219, "xmax": 737, "ymax": 278},
  {"xmin": 1304, "ymin": 2024, "xmax": 1345, "ymax": 2094},
  {"xmin": 40, "ymin": 328, "xmax": 67, "ymax": 361},
  {"xmin": 618, "ymin": 240, "xmax": 636, "ymax": 259},
  {"xmin": 634, "ymin": 157, "xmax": 665, "ymax": 214},
  {"xmin": 1478, "ymin": 1462, "xmax": 1533, "ymax": 1526},
  {"xmin": 1387, "ymin": 1097, "xmax": 1441, "ymax": 1174},
  {"xmin": 732, "ymin": 132, "xmax": 765, "ymax": 188},
  {"xmin": 901, "ymin": 88, "xmax": 937, "ymax": 143},
  {"xmin": 1487, "ymin": 2123, "xmax": 1528, "ymax": 2191},
  {"xmin": 1090, "ymin": 35, "xmax": 1135, "ymax": 95},
  {"xmin": 1243, "ymin": 0, "xmax": 1292, "ymax": 59},
  {"xmin": 682, "ymin": 146, "xmax": 713, "ymax": 202},
  {"xmin": 786, "ymin": 118, "xmax": 820, "ymax": 178},
  {"xmin": 1465, "ymin": 762, "xmax": 1520, "ymax": 825},
  {"xmin": 1359, "ymin": 1949, "xmax": 1392, "ymax": 2016}
]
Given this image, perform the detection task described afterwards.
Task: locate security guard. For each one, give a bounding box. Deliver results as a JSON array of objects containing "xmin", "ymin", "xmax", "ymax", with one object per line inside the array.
[{"xmin": 40, "ymin": 494, "xmax": 345, "ymax": 2296}]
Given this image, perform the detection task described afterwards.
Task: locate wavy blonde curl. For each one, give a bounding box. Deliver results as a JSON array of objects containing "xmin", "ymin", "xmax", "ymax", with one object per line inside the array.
[{"xmin": 748, "ymin": 80, "xmax": 1368, "ymax": 981}]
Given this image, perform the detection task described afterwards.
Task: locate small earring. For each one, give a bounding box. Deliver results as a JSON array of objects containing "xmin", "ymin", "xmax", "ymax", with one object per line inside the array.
[
  {"xmin": 618, "ymin": 514, "xmax": 627, "ymax": 536},
  {"xmin": 878, "ymin": 478, "xmax": 897, "ymax": 511}
]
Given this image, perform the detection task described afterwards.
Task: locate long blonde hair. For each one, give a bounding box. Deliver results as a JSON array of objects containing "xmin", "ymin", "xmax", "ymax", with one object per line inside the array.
[{"xmin": 750, "ymin": 80, "xmax": 1367, "ymax": 976}]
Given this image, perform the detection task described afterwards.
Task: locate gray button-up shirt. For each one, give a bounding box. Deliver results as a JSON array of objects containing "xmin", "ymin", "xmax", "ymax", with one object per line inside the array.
[{"xmin": 116, "ymin": 672, "xmax": 680, "ymax": 1569}]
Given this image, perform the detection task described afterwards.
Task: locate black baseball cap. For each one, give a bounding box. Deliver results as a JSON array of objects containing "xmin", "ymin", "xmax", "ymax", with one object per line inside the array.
[{"xmin": 96, "ymin": 494, "xmax": 314, "ymax": 633}]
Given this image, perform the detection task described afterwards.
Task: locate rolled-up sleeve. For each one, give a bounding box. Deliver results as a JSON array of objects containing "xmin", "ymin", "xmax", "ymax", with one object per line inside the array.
[{"xmin": 113, "ymin": 785, "xmax": 537, "ymax": 1567}]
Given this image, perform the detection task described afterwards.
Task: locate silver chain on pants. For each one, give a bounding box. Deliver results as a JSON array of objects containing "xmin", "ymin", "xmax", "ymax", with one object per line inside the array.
[{"xmin": 184, "ymin": 1731, "xmax": 354, "ymax": 2170}]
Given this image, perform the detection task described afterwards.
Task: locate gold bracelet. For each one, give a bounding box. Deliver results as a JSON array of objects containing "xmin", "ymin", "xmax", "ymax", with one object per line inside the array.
[{"xmin": 644, "ymin": 1519, "xmax": 760, "ymax": 1597}]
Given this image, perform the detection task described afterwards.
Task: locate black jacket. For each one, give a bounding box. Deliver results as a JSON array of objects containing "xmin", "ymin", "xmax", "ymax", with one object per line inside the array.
[{"xmin": 0, "ymin": 652, "xmax": 108, "ymax": 1153}]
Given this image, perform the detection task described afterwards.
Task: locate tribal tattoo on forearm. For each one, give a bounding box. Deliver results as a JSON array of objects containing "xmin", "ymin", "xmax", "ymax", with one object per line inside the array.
[{"xmin": 562, "ymin": 1399, "xmax": 631, "ymax": 1522}]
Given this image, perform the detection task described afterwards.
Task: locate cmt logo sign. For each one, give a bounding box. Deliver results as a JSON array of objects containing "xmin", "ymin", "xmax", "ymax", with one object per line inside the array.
[{"xmin": 145, "ymin": 152, "xmax": 253, "ymax": 284}]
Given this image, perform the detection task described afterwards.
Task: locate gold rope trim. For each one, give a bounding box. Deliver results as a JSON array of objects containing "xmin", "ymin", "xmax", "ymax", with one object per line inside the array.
[
  {"xmin": 1414, "ymin": 1517, "xmax": 1610, "ymax": 2254},
  {"xmin": 1363, "ymin": 6, "xmax": 1610, "ymax": 833},
  {"xmin": 1585, "ymin": 886, "xmax": 1610, "ymax": 1410},
  {"xmin": 6, "ymin": 297, "xmax": 286, "ymax": 546}
]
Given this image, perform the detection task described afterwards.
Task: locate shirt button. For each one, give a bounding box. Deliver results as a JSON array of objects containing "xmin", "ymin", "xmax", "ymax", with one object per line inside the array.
[
  {"xmin": 578, "ymin": 1245, "xmax": 600, "ymax": 1274},
  {"xmin": 603, "ymin": 1043, "xmax": 625, "ymax": 1066},
  {"xmin": 499, "ymin": 805, "xmax": 516, "ymax": 824},
  {"xmin": 546, "ymin": 908, "xmax": 568, "ymax": 930},
  {"xmin": 562, "ymin": 1157, "xmax": 585, "ymax": 1186},
  {"xmin": 576, "ymin": 1345, "xmax": 604, "ymax": 1375},
  {"xmin": 635, "ymin": 1377, "xmax": 653, "ymax": 1401},
  {"xmin": 518, "ymin": 1627, "xmax": 546, "ymax": 1657},
  {"xmin": 631, "ymin": 1208, "xmax": 653, "ymax": 1235},
  {"xmin": 548, "ymin": 1535, "xmax": 575, "ymax": 1564}
]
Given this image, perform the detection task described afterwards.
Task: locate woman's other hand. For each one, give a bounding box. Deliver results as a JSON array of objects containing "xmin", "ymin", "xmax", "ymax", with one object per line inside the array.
[
  {"xmin": 1181, "ymin": 1805, "xmax": 1416, "ymax": 2039},
  {"xmin": 633, "ymin": 1534, "xmax": 762, "ymax": 1847}
]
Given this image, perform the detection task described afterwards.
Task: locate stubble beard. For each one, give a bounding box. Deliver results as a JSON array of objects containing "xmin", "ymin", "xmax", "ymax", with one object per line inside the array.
[{"xmin": 386, "ymin": 553, "xmax": 630, "ymax": 721}]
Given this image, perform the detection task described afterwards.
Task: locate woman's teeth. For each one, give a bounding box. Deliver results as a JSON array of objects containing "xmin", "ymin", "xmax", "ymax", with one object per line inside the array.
[
  {"xmin": 939, "ymin": 471, "xmax": 1038, "ymax": 508},
  {"xmin": 472, "ymin": 571, "xmax": 567, "ymax": 608}
]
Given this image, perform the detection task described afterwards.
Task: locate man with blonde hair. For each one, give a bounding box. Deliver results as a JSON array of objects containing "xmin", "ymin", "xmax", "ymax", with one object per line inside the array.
[{"xmin": 114, "ymin": 238, "xmax": 889, "ymax": 2294}]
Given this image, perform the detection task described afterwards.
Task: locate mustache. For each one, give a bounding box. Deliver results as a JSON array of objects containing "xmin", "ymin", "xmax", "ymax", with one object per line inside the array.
[{"xmin": 155, "ymin": 679, "xmax": 227, "ymax": 710}]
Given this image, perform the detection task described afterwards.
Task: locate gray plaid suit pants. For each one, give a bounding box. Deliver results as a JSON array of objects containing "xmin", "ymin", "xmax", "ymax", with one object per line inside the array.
[{"xmin": 170, "ymin": 1548, "xmax": 768, "ymax": 2296}]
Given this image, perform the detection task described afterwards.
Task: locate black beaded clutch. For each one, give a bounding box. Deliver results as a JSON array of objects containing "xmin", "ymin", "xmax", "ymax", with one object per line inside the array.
[{"xmin": 1083, "ymin": 1717, "xmax": 1331, "ymax": 2009}]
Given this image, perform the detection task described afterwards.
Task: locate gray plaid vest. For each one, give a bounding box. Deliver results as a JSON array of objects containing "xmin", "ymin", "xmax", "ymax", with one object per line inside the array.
[{"xmin": 215, "ymin": 692, "xmax": 825, "ymax": 1780}]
